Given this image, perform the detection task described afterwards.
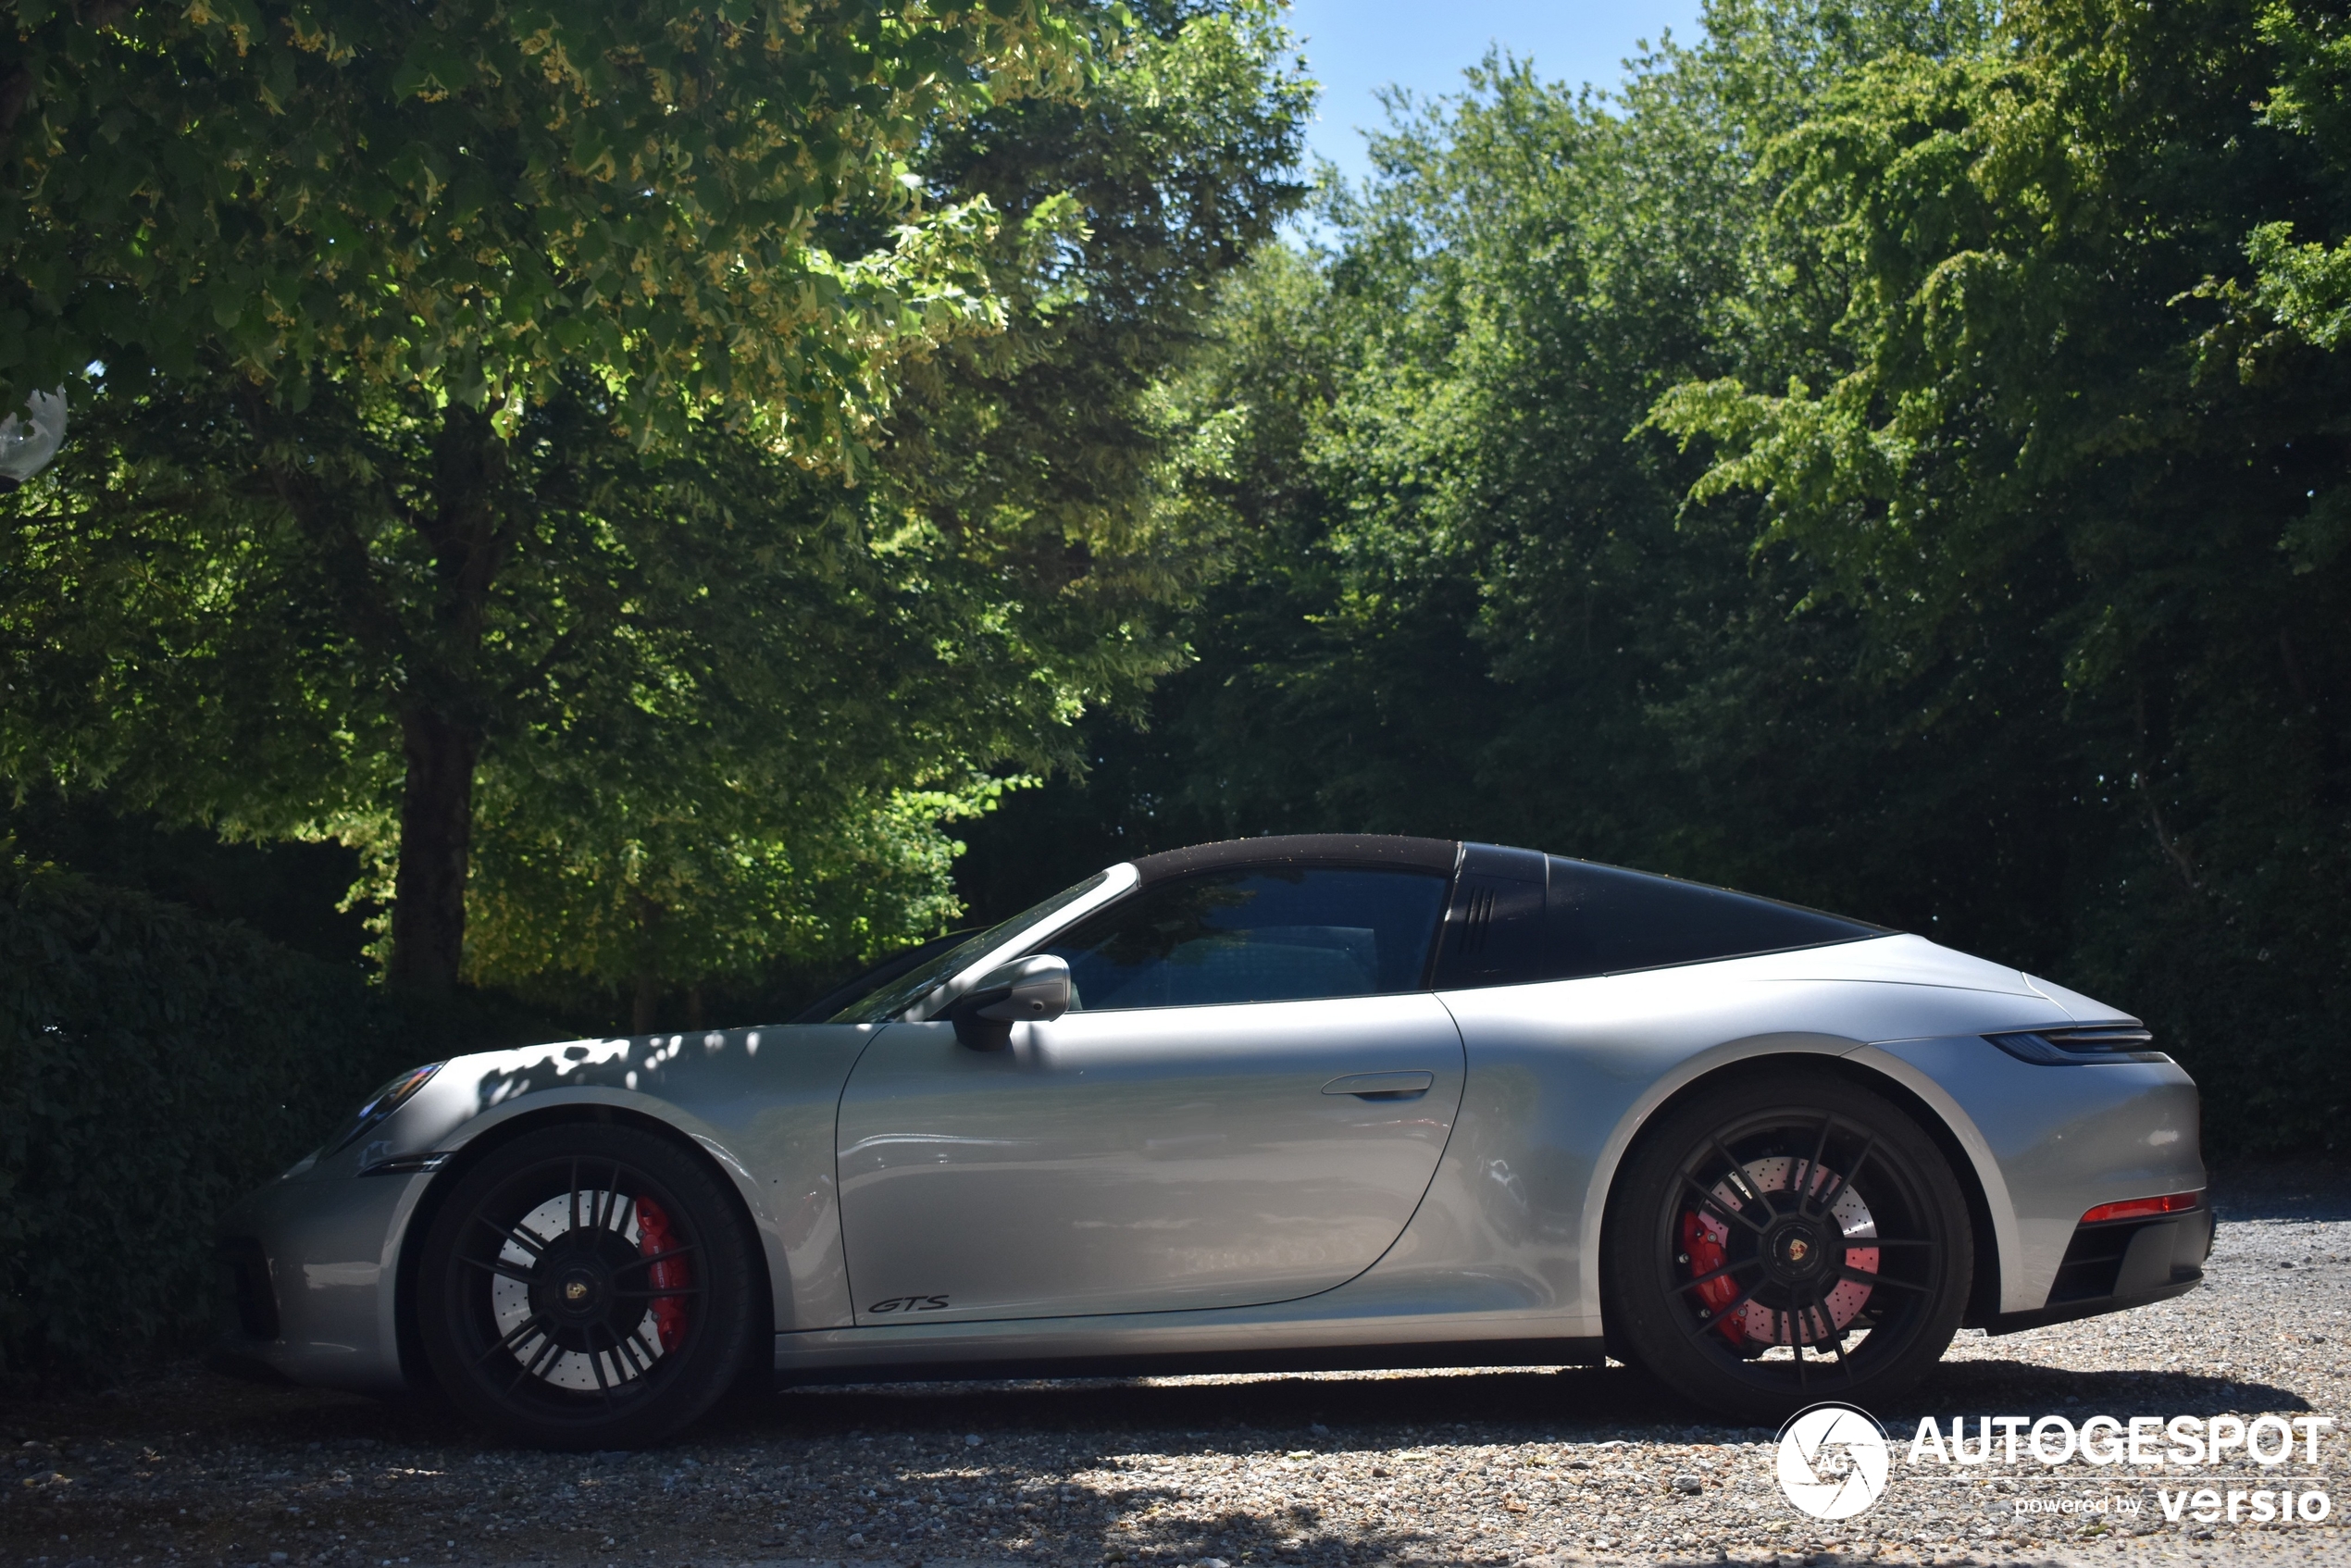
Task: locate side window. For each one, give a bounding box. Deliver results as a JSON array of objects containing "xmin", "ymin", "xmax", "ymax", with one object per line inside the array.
[
  {"xmin": 1038, "ymin": 867, "xmax": 1449, "ymax": 1012},
  {"xmin": 1431, "ymin": 847, "xmax": 1886, "ymax": 991},
  {"xmin": 1548, "ymin": 857, "xmax": 1880, "ymax": 977}
]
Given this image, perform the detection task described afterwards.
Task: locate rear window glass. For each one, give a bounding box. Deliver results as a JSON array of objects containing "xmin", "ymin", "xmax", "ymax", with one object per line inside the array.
[
  {"xmin": 1435, "ymin": 852, "xmax": 1884, "ymax": 990},
  {"xmin": 1548, "ymin": 858, "xmax": 1879, "ymax": 978}
]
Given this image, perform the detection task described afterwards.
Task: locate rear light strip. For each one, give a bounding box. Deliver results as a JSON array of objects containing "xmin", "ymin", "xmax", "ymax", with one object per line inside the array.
[
  {"xmin": 2081, "ymin": 1191, "xmax": 2201, "ymax": 1225},
  {"xmin": 1985, "ymin": 1025, "xmax": 2165, "ymax": 1064}
]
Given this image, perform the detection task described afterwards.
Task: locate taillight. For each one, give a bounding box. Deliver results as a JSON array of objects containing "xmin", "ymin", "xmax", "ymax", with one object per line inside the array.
[
  {"xmin": 2081, "ymin": 1191, "xmax": 2200, "ymax": 1225},
  {"xmin": 1985, "ymin": 1026, "xmax": 2165, "ymax": 1064}
]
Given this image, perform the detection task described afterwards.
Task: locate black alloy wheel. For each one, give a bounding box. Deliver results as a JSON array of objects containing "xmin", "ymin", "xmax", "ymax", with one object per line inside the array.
[
  {"xmin": 1602, "ymin": 1069, "xmax": 1972, "ymax": 1423},
  {"xmin": 416, "ymin": 1123, "xmax": 757, "ymax": 1448}
]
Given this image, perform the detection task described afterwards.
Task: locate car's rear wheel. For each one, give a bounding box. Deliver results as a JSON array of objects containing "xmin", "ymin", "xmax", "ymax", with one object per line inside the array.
[
  {"xmin": 416, "ymin": 1123, "xmax": 756, "ymax": 1449},
  {"xmin": 1602, "ymin": 1069, "xmax": 1972, "ymax": 1423}
]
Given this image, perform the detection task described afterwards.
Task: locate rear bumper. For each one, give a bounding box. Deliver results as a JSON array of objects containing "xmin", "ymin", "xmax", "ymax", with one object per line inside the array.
[
  {"xmin": 1860, "ymin": 1038, "xmax": 2206, "ymax": 1313},
  {"xmin": 1986, "ymin": 1204, "xmax": 2213, "ymax": 1335}
]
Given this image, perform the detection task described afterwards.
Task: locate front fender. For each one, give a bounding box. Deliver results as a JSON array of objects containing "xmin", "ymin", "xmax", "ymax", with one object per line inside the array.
[
  {"xmin": 403, "ymin": 1027, "xmax": 882, "ymax": 1338},
  {"xmin": 414, "ymin": 1084, "xmax": 796, "ymax": 1334}
]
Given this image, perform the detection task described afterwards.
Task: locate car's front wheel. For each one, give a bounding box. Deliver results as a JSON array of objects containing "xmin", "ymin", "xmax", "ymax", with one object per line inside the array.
[
  {"xmin": 415, "ymin": 1123, "xmax": 757, "ymax": 1448},
  {"xmin": 1602, "ymin": 1068, "xmax": 1972, "ymax": 1423}
]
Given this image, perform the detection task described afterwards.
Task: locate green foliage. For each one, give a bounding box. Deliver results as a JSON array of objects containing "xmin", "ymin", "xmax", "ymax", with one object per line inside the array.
[
  {"xmin": 0, "ymin": 1, "xmax": 1309, "ymax": 1003},
  {"xmin": 877, "ymin": 0, "xmax": 1314, "ymax": 613},
  {"xmin": 0, "ymin": 0, "xmax": 1101, "ymax": 449},
  {"xmin": 1647, "ymin": 0, "xmax": 2351, "ymax": 1151},
  {"xmin": 0, "ymin": 852, "xmax": 548, "ymax": 1381},
  {"xmin": 0, "ymin": 0, "xmax": 1125, "ymax": 993},
  {"xmin": 2244, "ymin": 0, "xmax": 2351, "ymax": 359},
  {"xmin": 0, "ymin": 374, "xmax": 1160, "ymax": 1004}
]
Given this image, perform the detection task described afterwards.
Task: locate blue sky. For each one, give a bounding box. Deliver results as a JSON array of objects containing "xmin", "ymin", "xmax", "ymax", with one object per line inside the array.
[{"xmin": 1282, "ymin": 1, "xmax": 1707, "ymax": 181}]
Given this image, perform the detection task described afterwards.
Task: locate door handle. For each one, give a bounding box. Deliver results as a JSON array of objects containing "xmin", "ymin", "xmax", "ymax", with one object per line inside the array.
[{"xmin": 1321, "ymin": 1071, "xmax": 1435, "ymax": 1101}]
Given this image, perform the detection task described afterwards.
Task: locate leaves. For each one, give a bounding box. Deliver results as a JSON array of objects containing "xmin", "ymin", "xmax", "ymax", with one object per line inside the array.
[
  {"xmin": 0, "ymin": 1, "xmax": 1309, "ymax": 1004},
  {"xmin": 1, "ymin": 0, "xmax": 1102, "ymax": 454}
]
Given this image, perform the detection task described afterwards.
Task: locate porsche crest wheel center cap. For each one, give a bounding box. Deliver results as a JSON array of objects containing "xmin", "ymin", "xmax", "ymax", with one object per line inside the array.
[
  {"xmin": 1763, "ymin": 1218, "xmax": 1835, "ymax": 1282},
  {"xmin": 555, "ymin": 1268, "xmax": 601, "ymax": 1312},
  {"xmin": 531, "ymin": 1250, "xmax": 623, "ymax": 1326}
]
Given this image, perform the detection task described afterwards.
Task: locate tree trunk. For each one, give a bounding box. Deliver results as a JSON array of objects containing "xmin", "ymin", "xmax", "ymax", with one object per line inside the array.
[
  {"xmin": 385, "ymin": 705, "xmax": 482, "ymax": 992},
  {"xmin": 381, "ymin": 406, "xmax": 508, "ymax": 993}
]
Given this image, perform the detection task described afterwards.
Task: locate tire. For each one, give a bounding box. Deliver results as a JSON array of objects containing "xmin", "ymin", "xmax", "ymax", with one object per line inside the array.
[
  {"xmin": 1601, "ymin": 1068, "xmax": 1972, "ymax": 1424},
  {"xmin": 415, "ymin": 1123, "xmax": 758, "ymax": 1449}
]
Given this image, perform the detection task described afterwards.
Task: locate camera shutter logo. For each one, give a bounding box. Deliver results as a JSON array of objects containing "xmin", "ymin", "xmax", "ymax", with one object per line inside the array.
[{"xmin": 1777, "ymin": 1404, "xmax": 1892, "ymax": 1520}]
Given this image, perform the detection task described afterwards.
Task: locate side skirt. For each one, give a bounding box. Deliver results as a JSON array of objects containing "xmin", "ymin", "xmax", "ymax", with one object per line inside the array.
[{"xmin": 772, "ymin": 1336, "xmax": 1606, "ymax": 1388}]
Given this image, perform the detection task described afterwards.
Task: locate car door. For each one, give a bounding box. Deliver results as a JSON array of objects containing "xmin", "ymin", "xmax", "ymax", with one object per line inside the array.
[{"xmin": 834, "ymin": 864, "xmax": 1466, "ymax": 1324}]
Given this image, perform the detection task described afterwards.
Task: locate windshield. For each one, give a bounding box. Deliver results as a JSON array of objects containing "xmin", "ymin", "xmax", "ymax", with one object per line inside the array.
[
  {"xmin": 788, "ymin": 927, "xmax": 979, "ymax": 1025},
  {"xmin": 829, "ymin": 870, "xmax": 1113, "ymax": 1023}
]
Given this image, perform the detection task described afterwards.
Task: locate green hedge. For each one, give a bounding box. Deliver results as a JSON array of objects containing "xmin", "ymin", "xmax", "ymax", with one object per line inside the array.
[{"xmin": 0, "ymin": 854, "xmax": 550, "ymax": 1382}]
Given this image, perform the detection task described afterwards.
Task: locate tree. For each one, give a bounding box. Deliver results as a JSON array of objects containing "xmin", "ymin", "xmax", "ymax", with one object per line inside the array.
[
  {"xmin": 1648, "ymin": 0, "xmax": 2351, "ymax": 1143},
  {"xmin": 1, "ymin": 1, "xmax": 1310, "ymax": 1008},
  {"xmin": 963, "ymin": 2, "xmax": 2023, "ymax": 910},
  {"xmin": 3, "ymin": 0, "xmax": 1099, "ymax": 989}
]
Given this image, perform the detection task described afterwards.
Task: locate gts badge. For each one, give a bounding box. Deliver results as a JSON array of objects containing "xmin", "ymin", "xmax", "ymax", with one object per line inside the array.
[{"xmin": 867, "ymin": 1294, "xmax": 950, "ymax": 1314}]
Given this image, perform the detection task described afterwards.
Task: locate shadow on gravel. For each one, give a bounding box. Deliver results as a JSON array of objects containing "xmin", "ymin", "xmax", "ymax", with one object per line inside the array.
[
  {"xmin": 26, "ymin": 1352, "xmax": 2305, "ymax": 1453},
  {"xmin": 1900, "ymin": 1358, "xmax": 2311, "ymax": 1419},
  {"xmin": 0, "ymin": 1374, "xmax": 480, "ymax": 1450},
  {"xmin": 1, "ymin": 1362, "xmax": 1713, "ymax": 1458},
  {"xmin": 725, "ymin": 1363, "xmax": 1720, "ymax": 1444},
  {"xmin": 701, "ymin": 1368, "xmax": 1714, "ymax": 1567}
]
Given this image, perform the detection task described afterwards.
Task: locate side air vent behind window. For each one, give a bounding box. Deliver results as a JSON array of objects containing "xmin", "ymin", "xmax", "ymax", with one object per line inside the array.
[
  {"xmin": 1431, "ymin": 844, "xmax": 1548, "ymax": 989},
  {"xmin": 1456, "ymin": 886, "xmax": 1497, "ymax": 960}
]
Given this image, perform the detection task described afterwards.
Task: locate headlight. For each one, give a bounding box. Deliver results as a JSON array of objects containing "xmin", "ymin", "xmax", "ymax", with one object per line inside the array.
[{"xmin": 320, "ymin": 1063, "xmax": 443, "ymax": 1156}]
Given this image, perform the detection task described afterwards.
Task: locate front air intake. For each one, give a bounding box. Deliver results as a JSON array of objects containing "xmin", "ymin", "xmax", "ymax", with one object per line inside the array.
[{"xmin": 217, "ymin": 1238, "xmax": 280, "ymax": 1340}]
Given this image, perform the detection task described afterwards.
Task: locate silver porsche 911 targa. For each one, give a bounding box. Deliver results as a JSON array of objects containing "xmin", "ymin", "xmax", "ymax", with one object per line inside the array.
[{"xmin": 215, "ymin": 835, "xmax": 2209, "ymax": 1448}]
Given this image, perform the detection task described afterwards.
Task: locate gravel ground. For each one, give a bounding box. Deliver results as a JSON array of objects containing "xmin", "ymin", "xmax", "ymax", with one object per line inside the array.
[{"xmin": 6, "ymin": 1164, "xmax": 2345, "ymax": 1568}]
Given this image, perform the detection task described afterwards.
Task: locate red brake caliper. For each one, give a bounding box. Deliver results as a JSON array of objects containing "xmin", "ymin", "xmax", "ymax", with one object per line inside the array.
[
  {"xmin": 1680, "ymin": 1209, "xmax": 1745, "ymax": 1346},
  {"xmin": 635, "ymin": 1196, "xmax": 690, "ymax": 1352}
]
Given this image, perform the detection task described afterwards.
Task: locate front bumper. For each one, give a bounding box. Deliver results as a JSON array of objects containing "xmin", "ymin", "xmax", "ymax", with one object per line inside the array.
[{"xmin": 207, "ymin": 1166, "xmax": 429, "ymax": 1395}]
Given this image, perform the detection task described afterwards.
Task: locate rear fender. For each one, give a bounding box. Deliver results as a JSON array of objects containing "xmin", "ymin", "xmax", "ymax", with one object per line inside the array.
[
  {"xmin": 1581, "ymin": 1042, "xmax": 2020, "ymax": 1323},
  {"xmin": 1576, "ymin": 1034, "xmax": 1913, "ymax": 1332}
]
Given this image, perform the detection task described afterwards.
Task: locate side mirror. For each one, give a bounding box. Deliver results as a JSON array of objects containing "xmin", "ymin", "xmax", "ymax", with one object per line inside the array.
[{"xmin": 950, "ymin": 954, "xmax": 1071, "ymax": 1050}]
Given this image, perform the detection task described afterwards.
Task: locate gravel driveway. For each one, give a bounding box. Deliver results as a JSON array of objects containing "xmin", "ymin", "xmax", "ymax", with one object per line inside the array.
[{"xmin": 7, "ymin": 1166, "xmax": 2345, "ymax": 1568}]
